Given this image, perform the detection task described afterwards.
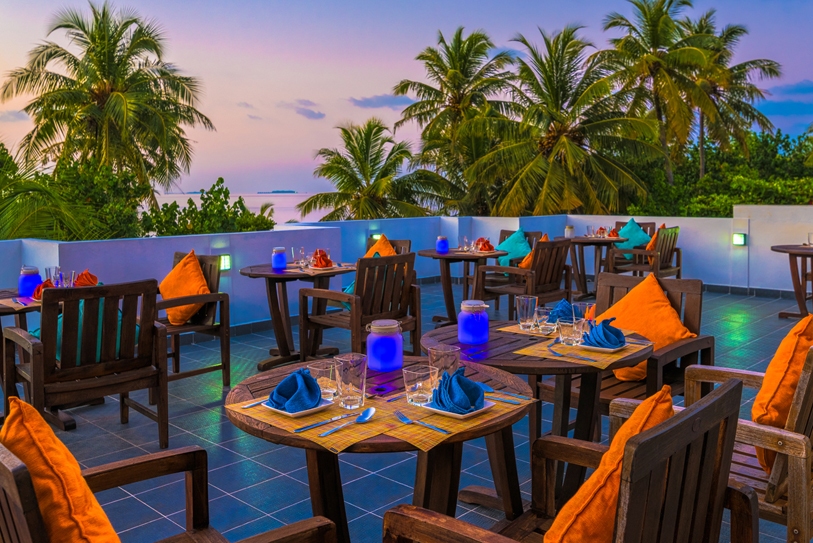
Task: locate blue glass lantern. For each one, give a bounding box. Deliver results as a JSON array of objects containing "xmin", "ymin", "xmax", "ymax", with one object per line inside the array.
[
  {"xmin": 18, "ymin": 266, "xmax": 42, "ymax": 298},
  {"xmin": 458, "ymin": 300, "xmax": 489, "ymax": 345},
  {"xmin": 436, "ymin": 236, "xmax": 449, "ymax": 254},
  {"xmin": 271, "ymin": 247, "xmax": 287, "ymax": 271},
  {"xmin": 366, "ymin": 319, "xmax": 403, "ymax": 371}
]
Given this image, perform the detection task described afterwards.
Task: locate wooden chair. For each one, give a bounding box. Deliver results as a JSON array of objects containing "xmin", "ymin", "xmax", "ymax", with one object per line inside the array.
[
  {"xmin": 2, "ymin": 280, "xmax": 170, "ymax": 448},
  {"xmin": 608, "ymin": 226, "xmax": 683, "ymax": 279},
  {"xmin": 299, "ymin": 252, "xmax": 421, "ymax": 357},
  {"xmin": 473, "ymin": 238, "xmax": 572, "ymax": 321},
  {"xmin": 0, "ymin": 443, "xmax": 336, "ymax": 543},
  {"xmin": 157, "ymin": 252, "xmax": 230, "ymax": 392},
  {"xmin": 462, "ymin": 230, "xmax": 544, "ymax": 305},
  {"xmin": 366, "ymin": 237, "xmax": 411, "ymax": 254},
  {"xmin": 382, "ymin": 379, "xmax": 758, "ymax": 543},
  {"xmin": 679, "ymin": 350, "xmax": 813, "ymax": 543},
  {"xmin": 537, "ymin": 273, "xmax": 713, "ymax": 428}
]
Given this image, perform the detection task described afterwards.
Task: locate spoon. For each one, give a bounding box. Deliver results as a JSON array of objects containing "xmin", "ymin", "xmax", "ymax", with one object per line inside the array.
[
  {"xmin": 319, "ymin": 407, "xmax": 375, "ymax": 437},
  {"xmin": 476, "ymin": 382, "xmax": 530, "ymax": 401}
]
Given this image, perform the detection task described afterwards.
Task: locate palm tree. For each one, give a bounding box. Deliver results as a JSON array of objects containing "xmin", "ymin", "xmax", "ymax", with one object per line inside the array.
[
  {"xmin": 466, "ymin": 26, "xmax": 660, "ymax": 216},
  {"xmin": 593, "ymin": 0, "xmax": 715, "ymax": 185},
  {"xmin": 296, "ymin": 118, "xmax": 439, "ymax": 221},
  {"xmin": 1, "ymin": 1, "xmax": 214, "ymax": 195},
  {"xmin": 678, "ymin": 11, "xmax": 781, "ymax": 178}
]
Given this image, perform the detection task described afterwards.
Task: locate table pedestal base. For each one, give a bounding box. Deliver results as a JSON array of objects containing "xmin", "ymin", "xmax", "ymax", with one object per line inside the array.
[{"xmin": 257, "ymin": 346, "xmax": 340, "ymax": 372}]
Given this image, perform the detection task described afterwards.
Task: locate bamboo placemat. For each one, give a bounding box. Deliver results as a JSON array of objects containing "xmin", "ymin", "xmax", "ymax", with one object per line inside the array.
[{"xmin": 513, "ymin": 339, "xmax": 650, "ymax": 370}]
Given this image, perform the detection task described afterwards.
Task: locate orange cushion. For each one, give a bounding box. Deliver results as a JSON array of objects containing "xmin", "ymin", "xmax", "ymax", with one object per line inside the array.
[
  {"xmin": 596, "ymin": 274, "xmax": 696, "ymax": 381},
  {"xmin": 159, "ymin": 250, "xmax": 211, "ymax": 325},
  {"xmin": 645, "ymin": 224, "xmax": 666, "ymax": 265},
  {"xmin": 752, "ymin": 315, "xmax": 813, "ymax": 474},
  {"xmin": 544, "ymin": 386, "xmax": 673, "ymax": 543},
  {"xmin": 365, "ymin": 234, "xmax": 398, "ymax": 258},
  {"xmin": 0, "ymin": 397, "xmax": 120, "ymax": 543},
  {"xmin": 519, "ymin": 234, "xmax": 549, "ymax": 269}
]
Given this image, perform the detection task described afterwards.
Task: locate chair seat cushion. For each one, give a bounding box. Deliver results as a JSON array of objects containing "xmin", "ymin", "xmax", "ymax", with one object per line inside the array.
[
  {"xmin": 752, "ymin": 314, "xmax": 813, "ymax": 474},
  {"xmin": 614, "ymin": 219, "xmax": 652, "ymax": 260},
  {"xmin": 496, "ymin": 228, "xmax": 532, "ymax": 267},
  {"xmin": 544, "ymin": 386, "xmax": 673, "ymax": 543},
  {"xmin": 0, "ymin": 397, "xmax": 120, "ymax": 543},
  {"xmin": 160, "ymin": 250, "xmax": 211, "ymax": 325}
]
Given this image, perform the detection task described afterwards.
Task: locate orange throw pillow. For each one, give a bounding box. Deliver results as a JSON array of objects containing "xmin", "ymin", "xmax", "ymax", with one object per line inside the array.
[
  {"xmin": 752, "ymin": 315, "xmax": 813, "ymax": 474},
  {"xmin": 544, "ymin": 386, "xmax": 673, "ymax": 543},
  {"xmin": 596, "ymin": 274, "xmax": 695, "ymax": 381},
  {"xmin": 159, "ymin": 250, "xmax": 211, "ymax": 325},
  {"xmin": 365, "ymin": 234, "xmax": 398, "ymax": 258},
  {"xmin": 0, "ymin": 397, "xmax": 120, "ymax": 543},
  {"xmin": 519, "ymin": 234, "xmax": 549, "ymax": 269},
  {"xmin": 645, "ymin": 224, "xmax": 666, "ymax": 265}
]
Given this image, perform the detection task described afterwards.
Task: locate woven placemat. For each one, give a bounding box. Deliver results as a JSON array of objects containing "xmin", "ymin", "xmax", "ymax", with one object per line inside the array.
[{"xmin": 513, "ymin": 339, "xmax": 650, "ymax": 370}]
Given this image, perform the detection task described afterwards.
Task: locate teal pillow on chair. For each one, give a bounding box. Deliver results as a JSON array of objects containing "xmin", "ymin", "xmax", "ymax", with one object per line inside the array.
[
  {"xmin": 615, "ymin": 219, "xmax": 652, "ymax": 260},
  {"xmin": 495, "ymin": 229, "xmax": 532, "ymax": 266},
  {"xmin": 341, "ymin": 281, "xmax": 355, "ymax": 311}
]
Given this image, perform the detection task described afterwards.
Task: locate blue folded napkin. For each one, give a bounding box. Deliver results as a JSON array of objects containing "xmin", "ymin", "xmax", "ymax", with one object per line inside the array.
[
  {"xmin": 429, "ymin": 367, "xmax": 485, "ymax": 414},
  {"xmin": 267, "ymin": 369, "xmax": 322, "ymax": 413},
  {"xmin": 582, "ymin": 318, "xmax": 626, "ymax": 349},
  {"xmin": 549, "ymin": 299, "xmax": 582, "ymax": 323}
]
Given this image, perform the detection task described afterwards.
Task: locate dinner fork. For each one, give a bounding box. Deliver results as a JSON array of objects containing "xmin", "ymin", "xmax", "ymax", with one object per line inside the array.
[
  {"xmin": 546, "ymin": 344, "xmax": 597, "ymax": 363},
  {"xmin": 395, "ymin": 410, "xmax": 450, "ymax": 434}
]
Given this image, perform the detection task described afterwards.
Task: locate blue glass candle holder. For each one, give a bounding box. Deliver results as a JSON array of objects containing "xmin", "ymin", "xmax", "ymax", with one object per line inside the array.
[
  {"xmin": 436, "ymin": 236, "xmax": 449, "ymax": 254},
  {"xmin": 271, "ymin": 247, "xmax": 287, "ymax": 271},
  {"xmin": 458, "ymin": 300, "xmax": 489, "ymax": 345},
  {"xmin": 366, "ymin": 320, "xmax": 403, "ymax": 371},
  {"xmin": 18, "ymin": 266, "xmax": 42, "ymax": 298}
]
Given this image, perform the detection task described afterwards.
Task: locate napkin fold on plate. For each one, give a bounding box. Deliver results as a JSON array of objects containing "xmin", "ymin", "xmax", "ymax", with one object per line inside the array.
[
  {"xmin": 312, "ymin": 250, "xmax": 333, "ymax": 268},
  {"xmin": 75, "ymin": 269, "xmax": 99, "ymax": 287},
  {"xmin": 475, "ymin": 237, "xmax": 494, "ymax": 252},
  {"xmin": 32, "ymin": 279, "xmax": 55, "ymax": 301},
  {"xmin": 582, "ymin": 317, "xmax": 626, "ymax": 349},
  {"xmin": 267, "ymin": 368, "xmax": 322, "ymax": 413},
  {"xmin": 429, "ymin": 367, "xmax": 485, "ymax": 414},
  {"xmin": 608, "ymin": 228, "xmax": 619, "ymax": 238},
  {"xmin": 549, "ymin": 298, "xmax": 582, "ymax": 323}
]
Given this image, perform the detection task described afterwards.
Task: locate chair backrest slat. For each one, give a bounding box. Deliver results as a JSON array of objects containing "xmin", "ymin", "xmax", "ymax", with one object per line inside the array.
[
  {"xmin": 119, "ymin": 293, "xmax": 139, "ymax": 359},
  {"xmin": 529, "ymin": 239, "xmax": 571, "ymax": 291},
  {"xmin": 99, "ymin": 297, "xmax": 121, "ymax": 363},
  {"xmin": 656, "ymin": 227, "xmax": 680, "ymax": 267},
  {"xmin": 58, "ymin": 299, "xmax": 81, "ymax": 371},
  {"xmin": 613, "ymin": 379, "xmax": 742, "ymax": 543},
  {"xmin": 499, "ymin": 230, "xmax": 544, "ymax": 248},
  {"xmin": 616, "ymin": 221, "xmax": 658, "ymax": 239},
  {"xmin": 354, "ymin": 253, "xmax": 415, "ymax": 320},
  {"xmin": 0, "ymin": 447, "xmax": 49, "ymax": 543},
  {"xmin": 171, "ymin": 252, "xmax": 221, "ymax": 326}
]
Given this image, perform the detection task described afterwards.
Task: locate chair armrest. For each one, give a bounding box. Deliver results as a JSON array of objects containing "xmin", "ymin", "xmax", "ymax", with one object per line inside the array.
[
  {"xmin": 237, "ymin": 517, "xmax": 336, "ymax": 543},
  {"xmin": 3, "ymin": 327, "xmax": 42, "ymax": 356},
  {"xmin": 533, "ymin": 435, "xmax": 608, "ymax": 470},
  {"xmin": 157, "ymin": 292, "xmax": 228, "ymax": 310},
  {"xmin": 611, "ymin": 248, "xmax": 656, "ymax": 257},
  {"xmin": 725, "ymin": 479, "xmax": 759, "ymax": 543},
  {"xmin": 299, "ymin": 288, "xmax": 360, "ymax": 306},
  {"xmin": 477, "ymin": 265, "xmax": 534, "ymax": 277},
  {"xmin": 651, "ymin": 335, "xmax": 714, "ymax": 366},
  {"xmin": 383, "ymin": 504, "xmax": 515, "ymax": 543},
  {"xmin": 685, "ymin": 365, "xmax": 764, "ymax": 391},
  {"xmin": 508, "ymin": 256, "xmax": 524, "ymax": 266}
]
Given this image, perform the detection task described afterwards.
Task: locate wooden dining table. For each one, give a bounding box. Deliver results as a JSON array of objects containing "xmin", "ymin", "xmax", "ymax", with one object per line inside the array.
[
  {"xmin": 569, "ymin": 236, "xmax": 627, "ymax": 300},
  {"xmin": 225, "ymin": 356, "xmax": 532, "ymax": 543},
  {"xmin": 771, "ymin": 245, "xmax": 813, "ymax": 319},
  {"xmin": 421, "ymin": 320, "xmax": 653, "ymax": 507},
  {"xmin": 240, "ymin": 264, "xmax": 356, "ymax": 371}
]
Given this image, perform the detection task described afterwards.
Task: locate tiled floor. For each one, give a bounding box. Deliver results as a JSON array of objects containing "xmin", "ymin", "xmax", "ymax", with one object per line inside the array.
[{"xmin": 2, "ymin": 283, "xmax": 802, "ymax": 542}]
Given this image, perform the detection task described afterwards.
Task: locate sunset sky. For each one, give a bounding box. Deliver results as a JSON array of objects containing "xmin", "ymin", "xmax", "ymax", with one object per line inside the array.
[{"xmin": 1, "ymin": 0, "xmax": 811, "ymax": 194}]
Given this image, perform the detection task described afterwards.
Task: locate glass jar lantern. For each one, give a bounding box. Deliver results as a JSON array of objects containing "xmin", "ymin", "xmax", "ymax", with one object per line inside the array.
[
  {"xmin": 436, "ymin": 236, "xmax": 449, "ymax": 254},
  {"xmin": 18, "ymin": 266, "xmax": 42, "ymax": 298},
  {"xmin": 458, "ymin": 300, "xmax": 489, "ymax": 345},
  {"xmin": 366, "ymin": 319, "xmax": 403, "ymax": 372},
  {"xmin": 271, "ymin": 247, "xmax": 287, "ymax": 271}
]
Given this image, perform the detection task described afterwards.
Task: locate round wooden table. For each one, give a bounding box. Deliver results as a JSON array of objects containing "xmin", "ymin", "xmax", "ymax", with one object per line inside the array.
[
  {"xmin": 421, "ymin": 320, "xmax": 652, "ymax": 503},
  {"xmin": 417, "ymin": 248, "xmax": 508, "ymax": 326},
  {"xmin": 771, "ymin": 245, "xmax": 813, "ymax": 319},
  {"xmin": 569, "ymin": 236, "xmax": 627, "ymax": 299},
  {"xmin": 0, "ymin": 287, "xmax": 41, "ymax": 425},
  {"xmin": 240, "ymin": 264, "xmax": 357, "ymax": 371},
  {"xmin": 226, "ymin": 356, "xmax": 532, "ymax": 543}
]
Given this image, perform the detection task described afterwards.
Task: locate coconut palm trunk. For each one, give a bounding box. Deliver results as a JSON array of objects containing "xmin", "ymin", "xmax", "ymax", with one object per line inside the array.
[
  {"xmin": 653, "ymin": 95, "xmax": 675, "ymax": 185},
  {"xmin": 698, "ymin": 111, "xmax": 706, "ymax": 179}
]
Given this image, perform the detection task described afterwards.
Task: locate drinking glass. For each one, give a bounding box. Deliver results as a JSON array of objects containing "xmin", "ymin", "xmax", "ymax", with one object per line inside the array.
[
  {"xmin": 428, "ymin": 344, "xmax": 461, "ymax": 376},
  {"xmin": 45, "ymin": 266, "xmax": 59, "ymax": 284},
  {"xmin": 535, "ymin": 307, "xmax": 556, "ymax": 334},
  {"xmin": 586, "ymin": 226, "xmax": 594, "ymax": 237},
  {"xmin": 574, "ymin": 302, "xmax": 595, "ymax": 323},
  {"xmin": 298, "ymin": 247, "xmax": 306, "ymax": 266},
  {"xmin": 403, "ymin": 365, "xmax": 438, "ymax": 406},
  {"xmin": 558, "ymin": 318, "xmax": 585, "ymax": 346},
  {"xmin": 335, "ymin": 353, "xmax": 367, "ymax": 409},
  {"xmin": 325, "ymin": 248, "xmax": 331, "ymax": 261},
  {"xmin": 458, "ymin": 236, "xmax": 468, "ymax": 251},
  {"xmin": 308, "ymin": 360, "xmax": 342, "ymax": 400},
  {"xmin": 516, "ymin": 295, "xmax": 538, "ymax": 331},
  {"xmin": 808, "ymin": 233, "xmax": 813, "ymax": 246}
]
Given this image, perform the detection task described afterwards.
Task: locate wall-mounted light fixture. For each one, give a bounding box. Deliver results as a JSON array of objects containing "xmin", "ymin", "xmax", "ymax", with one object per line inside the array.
[
  {"xmin": 732, "ymin": 233, "xmax": 747, "ymax": 246},
  {"xmin": 371, "ymin": 233, "xmax": 382, "ymax": 240},
  {"xmin": 220, "ymin": 254, "xmax": 231, "ymax": 271}
]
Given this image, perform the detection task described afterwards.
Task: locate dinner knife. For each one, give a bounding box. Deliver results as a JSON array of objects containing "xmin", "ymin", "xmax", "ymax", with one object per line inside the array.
[{"xmin": 294, "ymin": 413, "xmax": 356, "ymax": 433}]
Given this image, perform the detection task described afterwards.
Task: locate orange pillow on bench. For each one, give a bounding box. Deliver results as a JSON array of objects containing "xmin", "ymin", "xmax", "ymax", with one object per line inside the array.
[
  {"xmin": 159, "ymin": 250, "xmax": 211, "ymax": 325},
  {"xmin": 0, "ymin": 397, "xmax": 120, "ymax": 543},
  {"xmin": 519, "ymin": 234, "xmax": 549, "ymax": 269},
  {"xmin": 596, "ymin": 273, "xmax": 695, "ymax": 381},
  {"xmin": 544, "ymin": 386, "xmax": 673, "ymax": 543},
  {"xmin": 752, "ymin": 315, "xmax": 813, "ymax": 474}
]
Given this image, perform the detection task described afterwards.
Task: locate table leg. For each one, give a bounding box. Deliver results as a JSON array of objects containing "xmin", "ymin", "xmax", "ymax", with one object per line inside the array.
[
  {"xmin": 780, "ymin": 254, "xmax": 810, "ymax": 319},
  {"xmin": 306, "ymin": 449, "xmax": 350, "ymax": 543},
  {"xmin": 593, "ymin": 245, "xmax": 604, "ymax": 288},
  {"xmin": 552, "ymin": 374, "xmax": 572, "ymax": 497},
  {"xmin": 432, "ymin": 259, "xmax": 458, "ymax": 327},
  {"xmin": 558, "ymin": 372, "xmax": 601, "ymax": 506},
  {"xmin": 414, "ymin": 441, "xmax": 463, "ymax": 516},
  {"xmin": 528, "ymin": 374, "xmax": 542, "ymax": 449},
  {"xmin": 571, "ymin": 244, "xmax": 592, "ymax": 301}
]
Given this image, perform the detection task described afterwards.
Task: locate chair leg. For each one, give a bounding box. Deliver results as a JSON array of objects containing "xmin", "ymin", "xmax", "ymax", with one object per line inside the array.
[
  {"xmin": 171, "ymin": 334, "xmax": 180, "ymax": 374},
  {"xmin": 508, "ymin": 295, "xmax": 515, "ymax": 321},
  {"xmin": 220, "ymin": 327, "xmax": 231, "ymax": 389},
  {"xmin": 495, "ymin": 296, "xmax": 500, "ymax": 310},
  {"xmin": 787, "ymin": 455, "xmax": 811, "ymax": 543},
  {"xmin": 148, "ymin": 386, "xmax": 157, "ymax": 406},
  {"xmin": 120, "ymin": 392, "xmax": 129, "ymax": 424}
]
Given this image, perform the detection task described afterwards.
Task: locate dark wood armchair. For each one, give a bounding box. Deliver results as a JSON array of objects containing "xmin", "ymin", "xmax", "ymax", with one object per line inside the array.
[
  {"xmin": 604, "ymin": 220, "xmax": 659, "ymax": 273},
  {"xmin": 0, "ymin": 444, "xmax": 336, "ymax": 543},
  {"xmin": 473, "ymin": 238, "xmax": 571, "ymax": 321},
  {"xmin": 537, "ymin": 273, "xmax": 713, "ymax": 434},
  {"xmin": 366, "ymin": 237, "xmax": 411, "ymax": 254},
  {"xmin": 157, "ymin": 252, "xmax": 230, "ymax": 394},
  {"xmin": 382, "ymin": 379, "xmax": 758, "ymax": 543},
  {"xmin": 3, "ymin": 280, "xmax": 170, "ymax": 448},
  {"xmin": 299, "ymin": 252, "xmax": 421, "ymax": 357},
  {"xmin": 608, "ymin": 226, "xmax": 682, "ymax": 279},
  {"xmin": 463, "ymin": 230, "xmax": 544, "ymax": 305}
]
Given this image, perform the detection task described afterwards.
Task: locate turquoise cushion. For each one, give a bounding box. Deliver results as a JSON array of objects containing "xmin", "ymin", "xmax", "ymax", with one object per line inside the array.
[
  {"xmin": 341, "ymin": 281, "xmax": 355, "ymax": 311},
  {"xmin": 615, "ymin": 219, "xmax": 652, "ymax": 260},
  {"xmin": 495, "ymin": 228, "xmax": 532, "ymax": 266}
]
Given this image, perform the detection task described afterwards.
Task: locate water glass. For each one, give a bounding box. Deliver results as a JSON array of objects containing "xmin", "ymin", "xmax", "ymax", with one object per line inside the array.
[
  {"xmin": 403, "ymin": 365, "xmax": 438, "ymax": 406},
  {"xmin": 336, "ymin": 353, "xmax": 367, "ymax": 409},
  {"xmin": 808, "ymin": 233, "xmax": 813, "ymax": 246},
  {"xmin": 298, "ymin": 247, "xmax": 306, "ymax": 266},
  {"xmin": 516, "ymin": 295, "xmax": 538, "ymax": 331},
  {"xmin": 308, "ymin": 360, "xmax": 342, "ymax": 400},
  {"xmin": 458, "ymin": 236, "xmax": 468, "ymax": 251},
  {"xmin": 535, "ymin": 307, "xmax": 556, "ymax": 334},
  {"xmin": 586, "ymin": 226, "xmax": 594, "ymax": 237},
  {"xmin": 558, "ymin": 318, "xmax": 585, "ymax": 346},
  {"xmin": 428, "ymin": 344, "xmax": 460, "ymax": 376}
]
